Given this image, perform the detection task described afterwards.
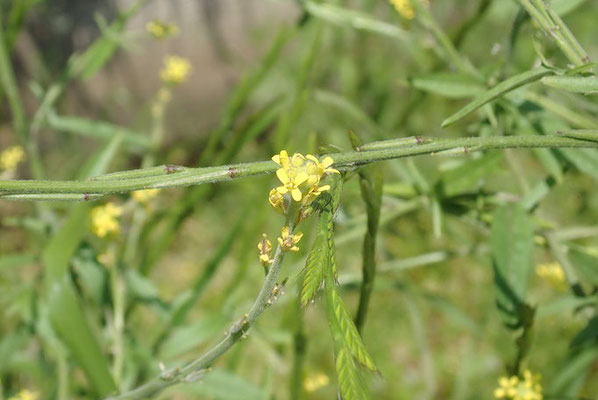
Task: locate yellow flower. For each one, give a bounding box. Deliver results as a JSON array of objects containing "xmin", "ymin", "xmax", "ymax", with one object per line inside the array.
[
  {"xmin": 304, "ymin": 373, "xmax": 329, "ymax": 392},
  {"xmin": 146, "ymin": 20, "xmax": 179, "ymax": 39},
  {"xmin": 0, "ymin": 145, "xmax": 26, "ymax": 171},
  {"xmin": 389, "ymin": 0, "xmax": 415, "ymax": 19},
  {"xmin": 278, "ymin": 226, "xmax": 303, "ymax": 252},
  {"xmin": 536, "ymin": 262, "xmax": 566, "ymax": 290},
  {"xmin": 270, "ymin": 150, "xmax": 338, "ymax": 207},
  {"xmin": 494, "ymin": 370, "xmax": 542, "ymax": 400},
  {"xmin": 91, "ymin": 202, "xmax": 123, "ymax": 238},
  {"xmin": 160, "ymin": 56, "xmax": 191, "ymax": 84},
  {"xmin": 8, "ymin": 389, "xmax": 39, "ymax": 400},
  {"xmin": 132, "ymin": 189, "xmax": 160, "ymax": 205},
  {"xmin": 258, "ymin": 234, "xmax": 273, "ymax": 266}
]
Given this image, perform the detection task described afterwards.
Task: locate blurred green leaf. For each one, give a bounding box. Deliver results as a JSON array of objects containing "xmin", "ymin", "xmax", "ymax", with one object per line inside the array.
[
  {"xmin": 491, "ymin": 204, "xmax": 534, "ymax": 328},
  {"xmin": 48, "ymin": 278, "xmax": 116, "ymax": 396},
  {"xmin": 407, "ymin": 73, "xmax": 484, "ymax": 98},
  {"xmin": 47, "ymin": 113, "xmax": 151, "ymax": 150},
  {"xmin": 568, "ymin": 247, "xmax": 598, "ymax": 287},
  {"xmin": 559, "ymin": 148, "xmax": 598, "ymax": 181},
  {"xmin": 442, "ymin": 68, "xmax": 552, "ymax": 127},
  {"xmin": 159, "ymin": 313, "xmax": 229, "ymax": 360},
  {"xmin": 182, "ymin": 368, "xmax": 267, "ymax": 400},
  {"xmin": 549, "ymin": 346, "xmax": 598, "ymax": 395},
  {"xmin": 437, "ymin": 152, "xmax": 502, "ymax": 197}
]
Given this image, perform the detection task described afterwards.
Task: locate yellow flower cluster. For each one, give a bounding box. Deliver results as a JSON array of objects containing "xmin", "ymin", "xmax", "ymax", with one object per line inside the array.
[
  {"xmin": 160, "ymin": 56, "xmax": 191, "ymax": 84},
  {"xmin": 494, "ymin": 370, "xmax": 543, "ymax": 400},
  {"xmin": 8, "ymin": 390, "xmax": 38, "ymax": 400},
  {"xmin": 0, "ymin": 145, "xmax": 26, "ymax": 171},
  {"xmin": 91, "ymin": 203, "xmax": 123, "ymax": 238},
  {"xmin": 269, "ymin": 150, "xmax": 339, "ymax": 213},
  {"xmin": 389, "ymin": 0, "xmax": 415, "ymax": 19},
  {"xmin": 132, "ymin": 189, "xmax": 160, "ymax": 205},
  {"xmin": 536, "ymin": 262, "xmax": 566, "ymax": 290},
  {"xmin": 146, "ymin": 20, "xmax": 179, "ymax": 39}
]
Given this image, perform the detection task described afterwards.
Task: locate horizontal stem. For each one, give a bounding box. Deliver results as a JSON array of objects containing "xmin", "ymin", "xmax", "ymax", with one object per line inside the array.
[{"xmin": 1, "ymin": 135, "xmax": 596, "ymax": 200}]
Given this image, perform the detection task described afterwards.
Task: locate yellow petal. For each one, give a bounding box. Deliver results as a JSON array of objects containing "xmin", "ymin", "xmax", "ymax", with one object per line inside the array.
[
  {"xmin": 293, "ymin": 232, "xmax": 303, "ymax": 242},
  {"xmin": 281, "ymin": 226, "xmax": 290, "ymax": 238},
  {"xmin": 326, "ymin": 168, "xmax": 341, "ymax": 174},
  {"xmin": 276, "ymin": 186, "xmax": 288, "ymax": 194},
  {"xmin": 306, "ymin": 154, "xmax": 319, "ymax": 163},
  {"xmin": 276, "ymin": 168, "xmax": 290, "ymax": 184},
  {"xmin": 272, "ymin": 155, "xmax": 280, "ymax": 164},
  {"xmin": 295, "ymin": 171, "xmax": 308, "ymax": 186},
  {"xmin": 292, "ymin": 188, "xmax": 303, "ymax": 201},
  {"xmin": 278, "ymin": 237, "xmax": 284, "ymax": 247},
  {"xmin": 321, "ymin": 157, "xmax": 334, "ymax": 168},
  {"xmin": 318, "ymin": 185, "xmax": 330, "ymax": 192}
]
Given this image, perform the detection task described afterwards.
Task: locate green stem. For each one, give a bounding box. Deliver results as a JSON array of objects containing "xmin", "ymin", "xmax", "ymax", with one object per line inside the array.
[
  {"xmin": 1, "ymin": 135, "xmax": 597, "ymax": 199},
  {"xmin": 104, "ymin": 216, "xmax": 297, "ymax": 400}
]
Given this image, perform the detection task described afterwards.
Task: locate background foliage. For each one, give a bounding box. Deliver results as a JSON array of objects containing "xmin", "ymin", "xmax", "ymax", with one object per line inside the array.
[{"xmin": 1, "ymin": 0, "xmax": 598, "ymax": 399}]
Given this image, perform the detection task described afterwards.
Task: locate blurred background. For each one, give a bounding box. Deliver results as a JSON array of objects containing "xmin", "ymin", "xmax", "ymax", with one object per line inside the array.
[{"xmin": 1, "ymin": 0, "xmax": 598, "ymax": 399}]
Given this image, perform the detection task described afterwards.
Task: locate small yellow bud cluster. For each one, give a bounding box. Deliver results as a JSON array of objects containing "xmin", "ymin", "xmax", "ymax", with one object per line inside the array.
[
  {"xmin": 146, "ymin": 20, "xmax": 179, "ymax": 40},
  {"xmin": 91, "ymin": 202, "xmax": 123, "ymax": 238},
  {"xmin": 494, "ymin": 369, "xmax": 543, "ymax": 400},
  {"xmin": 0, "ymin": 145, "xmax": 26, "ymax": 172},
  {"xmin": 269, "ymin": 150, "xmax": 339, "ymax": 213},
  {"xmin": 160, "ymin": 56, "xmax": 191, "ymax": 85},
  {"xmin": 258, "ymin": 234, "xmax": 273, "ymax": 267},
  {"xmin": 132, "ymin": 189, "xmax": 161, "ymax": 206},
  {"xmin": 536, "ymin": 262, "xmax": 566, "ymax": 290}
]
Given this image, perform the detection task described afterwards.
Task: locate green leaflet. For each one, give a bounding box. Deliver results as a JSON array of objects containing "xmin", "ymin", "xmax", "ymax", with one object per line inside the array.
[
  {"xmin": 334, "ymin": 345, "xmax": 370, "ymax": 400},
  {"xmin": 491, "ymin": 204, "xmax": 535, "ymax": 329},
  {"xmin": 300, "ymin": 215, "xmax": 329, "ymax": 307},
  {"xmin": 558, "ymin": 129, "xmax": 598, "ymax": 143},
  {"xmin": 407, "ymin": 72, "xmax": 484, "ymax": 98},
  {"xmin": 441, "ymin": 68, "xmax": 552, "ymax": 127}
]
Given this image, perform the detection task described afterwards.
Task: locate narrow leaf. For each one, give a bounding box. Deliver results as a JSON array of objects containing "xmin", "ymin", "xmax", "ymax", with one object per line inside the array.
[
  {"xmin": 300, "ymin": 216, "xmax": 329, "ymax": 307},
  {"xmin": 442, "ymin": 68, "xmax": 552, "ymax": 127},
  {"xmin": 407, "ymin": 73, "xmax": 484, "ymax": 98}
]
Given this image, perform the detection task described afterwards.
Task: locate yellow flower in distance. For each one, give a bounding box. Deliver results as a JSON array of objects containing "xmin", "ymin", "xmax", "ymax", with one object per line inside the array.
[
  {"xmin": 160, "ymin": 56, "xmax": 191, "ymax": 84},
  {"xmin": 278, "ymin": 226, "xmax": 303, "ymax": 252},
  {"xmin": 494, "ymin": 369, "xmax": 543, "ymax": 400},
  {"xmin": 536, "ymin": 262, "xmax": 566, "ymax": 290},
  {"xmin": 8, "ymin": 389, "xmax": 39, "ymax": 400},
  {"xmin": 304, "ymin": 373, "xmax": 329, "ymax": 392},
  {"xmin": 389, "ymin": 0, "xmax": 415, "ymax": 19},
  {"xmin": 146, "ymin": 20, "xmax": 179, "ymax": 39},
  {"xmin": 91, "ymin": 202, "xmax": 123, "ymax": 238},
  {"xmin": 0, "ymin": 145, "xmax": 26, "ymax": 171},
  {"xmin": 132, "ymin": 188, "xmax": 160, "ymax": 205}
]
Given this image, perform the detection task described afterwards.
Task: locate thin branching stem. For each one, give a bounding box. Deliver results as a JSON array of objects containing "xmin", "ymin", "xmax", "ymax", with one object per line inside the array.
[
  {"xmin": 103, "ymin": 214, "xmax": 296, "ymax": 400},
  {"xmin": 1, "ymin": 135, "xmax": 596, "ymax": 200}
]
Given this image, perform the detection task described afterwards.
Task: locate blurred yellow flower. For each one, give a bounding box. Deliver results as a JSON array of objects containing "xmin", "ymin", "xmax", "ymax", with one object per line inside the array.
[
  {"xmin": 389, "ymin": 0, "xmax": 415, "ymax": 19},
  {"xmin": 91, "ymin": 202, "xmax": 123, "ymax": 238},
  {"xmin": 146, "ymin": 20, "xmax": 179, "ymax": 39},
  {"xmin": 536, "ymin": 262, "xmax": 566, "ymax": 290},
  {"xmin": 132, "ymin": 188, "xmax": 160, "ymax": 205},
  {"xmin": 278, "ymin": 226, "xmax": 303, "ymax": 252},
  {"xmin": 160, "ymin": 56, "xmax": 191, "ymax": 84},
  {"xmin": 304, "ymin": 372, "xmax": 329, "ymax": 392},
  {"xmin": 0, "ymin": 145, "xmax": 26, "ymax": 171},
  {"xmin": 494, "ymin": 369, "xmax": 542, "ymax": 400},
  {"xmin": 8, "ymin": 389, "xmax": 39, "ymax": 400}
]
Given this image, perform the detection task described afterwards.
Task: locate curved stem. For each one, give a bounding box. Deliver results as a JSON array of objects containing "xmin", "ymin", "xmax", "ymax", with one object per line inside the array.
[{"xmin": 1, "ymin": 135, "xmax": 596, "ymax": 200}]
